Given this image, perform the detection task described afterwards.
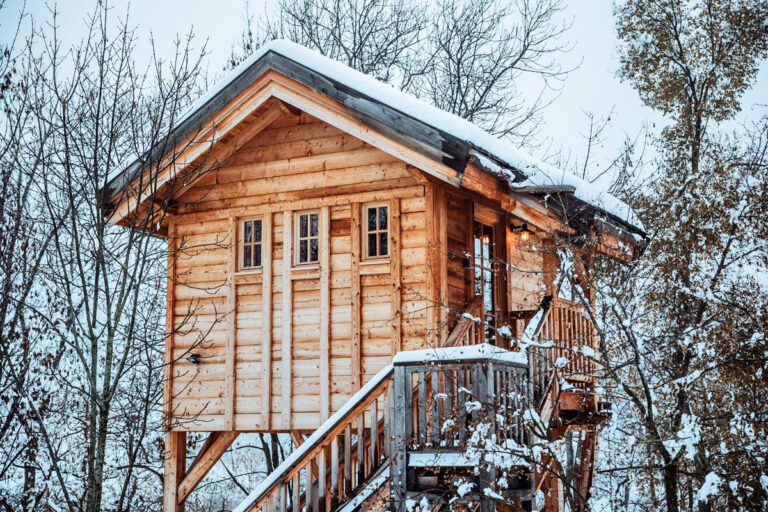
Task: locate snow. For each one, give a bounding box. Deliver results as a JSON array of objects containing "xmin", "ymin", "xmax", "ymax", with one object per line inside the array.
[
  {"xmin": 119, "ymin": 39, "xmax": 643, "ymax": 232},
  {"xmin": 663, "ymin": 413, "xmax": 702, "ymax": 462},
  {"xmin": 465, "ymin": 400, "xmax": 483, "ymax": 413},
  {"xmin": 392, "ymin": 343, "xmax": 528, "ymax": 366},
  {"xmin": 406, "ymin": 497, "xmax": 431, "ymax": 512},
  {"xmin": 472, "ymin": 151, "xmax": 643, "ymax": 231},
  {"xmin": 455, "ymin": 479, "xmax": 474, "ymax": 497},
  {"xmin": 483, "ymin": 488, "xmax": 505, "ymax": 501},
  {"xmin": 232, "ymin": 364, "xmax": 394, "ymax": 512},
  {"xmin": 461, "ymin": 312, "xmax": 482, "ymax": 322},
  {"xmin": 696, "ymin": 472, "xmax": 722, "ymax": 503},
  {"xmin": 409, "ymin": 452, "xmax": 479, "ymax": 467},
  {"xmin": 521, "ymin": 306, "xmax": 547, "ymax": 346}
]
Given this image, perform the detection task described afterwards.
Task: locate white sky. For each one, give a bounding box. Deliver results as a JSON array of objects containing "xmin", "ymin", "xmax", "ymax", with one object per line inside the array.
[{"xmin": 2, "ymin": 0, "xmax": 766, "ymax": 175}]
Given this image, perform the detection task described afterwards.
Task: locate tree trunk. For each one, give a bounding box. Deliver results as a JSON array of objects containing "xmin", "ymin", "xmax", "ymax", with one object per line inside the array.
[{"xmin": 663, "ymin": 462, "xmax": 680, "ymax": 512}]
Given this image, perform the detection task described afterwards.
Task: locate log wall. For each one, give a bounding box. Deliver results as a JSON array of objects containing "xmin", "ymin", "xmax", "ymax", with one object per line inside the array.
[{"xmin": 167, "ymin": 113, "xmax": 430, "ymax": 431}]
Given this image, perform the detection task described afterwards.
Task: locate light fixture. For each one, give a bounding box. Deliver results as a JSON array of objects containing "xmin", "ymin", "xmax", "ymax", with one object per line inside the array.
[
  {"xmin": 510, "ymin": 222, "xmax": 533, "ymax": 242},
  {"xmin": 481, "ymin": 233, "xmax": 490, "ymax": 244}
]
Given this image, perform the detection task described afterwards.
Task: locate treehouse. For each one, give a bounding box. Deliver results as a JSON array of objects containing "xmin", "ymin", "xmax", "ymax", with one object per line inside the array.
[{"xmin": 102, "ymin": 40, "xmax": 645, "ymax": 512}]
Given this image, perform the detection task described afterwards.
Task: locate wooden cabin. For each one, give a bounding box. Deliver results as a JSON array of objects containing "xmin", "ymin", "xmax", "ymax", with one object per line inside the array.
[{"xmin": 102, "ymin": 40, "xmax": 645, "ymax": 512}]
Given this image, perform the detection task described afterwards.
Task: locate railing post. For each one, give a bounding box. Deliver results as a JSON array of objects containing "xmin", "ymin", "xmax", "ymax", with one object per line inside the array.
[
  {"xmin": 474, "ymin": 363, "xmax": 494, "ymax": 512},
  {"xmin": 391, "ymin": 365, "xmax": 408, "ymax": 512}
]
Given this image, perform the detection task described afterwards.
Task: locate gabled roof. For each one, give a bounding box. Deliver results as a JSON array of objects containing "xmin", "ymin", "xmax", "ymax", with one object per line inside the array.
[{"xmin": 104, "ymin": 39, "xmax": 645, "ymax": 239}]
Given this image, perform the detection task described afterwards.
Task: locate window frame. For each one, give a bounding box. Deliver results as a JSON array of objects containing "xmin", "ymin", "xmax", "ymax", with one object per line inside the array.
[
  {"xmin": 293, "ymin": 210, "xmax": 321, "ymax": 266},
  {"xmin": 238, "ymin": 216, "xmax": 264, "ymax": 271},
  {"xmin": 362, "ymin": 202, "xmax": 390, "ymax": 261}
]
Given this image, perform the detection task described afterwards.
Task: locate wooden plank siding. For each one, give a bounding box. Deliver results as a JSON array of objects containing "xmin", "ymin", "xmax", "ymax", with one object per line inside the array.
[
  {"xmin": 168, "ymin": 113, "xmax": 429, "ymax": 431},
  {"xmin": 507, "ymin": 231, "xmax": 547, "ymax": 312}
]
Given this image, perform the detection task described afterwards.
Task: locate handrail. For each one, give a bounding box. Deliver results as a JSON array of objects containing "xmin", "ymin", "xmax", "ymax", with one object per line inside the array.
[
  {"xmin": 444, "ymin": 296, "xmax": 484, "ymax": 347},
  {"xmin": 530, "ymin": 296, "xmax": 598, "ymax": 404},
  {"xmin": 536, "ymin": 298, "xmax": 597, "ymax": 379},
  {"xmin": 234, "ymin": 365, "xmax": 394, "ymax": 512}
]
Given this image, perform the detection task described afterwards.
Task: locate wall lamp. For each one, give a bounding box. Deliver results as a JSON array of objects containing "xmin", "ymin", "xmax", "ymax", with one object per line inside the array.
[{"xmin": 510, "ymin": 222, "xmax": 533, "ymax": 242}]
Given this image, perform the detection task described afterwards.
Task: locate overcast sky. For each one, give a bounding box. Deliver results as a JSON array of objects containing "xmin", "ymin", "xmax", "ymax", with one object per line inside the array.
[{"xmin": 2, "ymin": 0, "xmax": 766, "ymax": 181}]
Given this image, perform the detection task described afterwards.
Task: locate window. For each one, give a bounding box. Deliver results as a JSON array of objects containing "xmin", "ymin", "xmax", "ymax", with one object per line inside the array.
[
  {"xmin": 240, "ymin": 218, "xmax": 263, "ymax": 270},
  {"xmin": 295, "ymin": 211, "xmax": 320, "ymax": 265},
  {"xmin": 364, "ymin": 204, "xmax": 389, "ymax": 259}
]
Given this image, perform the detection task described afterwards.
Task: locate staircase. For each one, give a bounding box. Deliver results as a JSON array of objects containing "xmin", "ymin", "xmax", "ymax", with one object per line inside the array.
[
  {"xmin": 233, "ymin": 347, "xmax": 536, "ymax": 512},
  {"xmin": 233, "ymin": 364, "xmax": 394, "ymax": 512},
  {"xmin": 233, "ymin": 298, "xmax": 602, "ymax": 512}
]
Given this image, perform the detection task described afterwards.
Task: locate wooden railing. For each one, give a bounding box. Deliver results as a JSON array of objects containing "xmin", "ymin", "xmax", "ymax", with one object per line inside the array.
[
  {"xmin": 530, "ymin": 298, "xmax": 598, "ymax": 404},
  {"xmin": 394, "ymin": 356, "xmax": 530, "ymax": 451},
  {"xmin": 235, "ymin": 294, "xmax": 542, "ymax": 512},
  {"xmin": 236, "ymin": 346, "xmax": 536, "ymax": 512},
  {"xmin": 391, "ymin": 348, "xmax": 534, "ymax": 511},
  {"xmin": 235, "ymin": 366, "xmax": 394, "ymax": 512}
]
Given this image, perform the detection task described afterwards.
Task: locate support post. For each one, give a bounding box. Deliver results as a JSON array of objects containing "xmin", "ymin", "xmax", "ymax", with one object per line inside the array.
[
  {"xmin": 164, "ymin": 431, "xmax": 186, "ymax": 512},
  {"xmin": 391, "ymin": 366, "xmax": 407, "ymax": 512}
]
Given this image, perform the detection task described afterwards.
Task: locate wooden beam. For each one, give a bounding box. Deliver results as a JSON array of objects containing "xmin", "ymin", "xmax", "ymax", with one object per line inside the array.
[
  {"xmin": 164, "ymin": 218, "xmax": 176, "ymax": 430},
  {"xmin": 438, "ymin": 187, "xmax": 448, "ymax": 344},
  {"xmin": 282, "ymin": 211, "xmax": 293, "ymax": 428},
  {"xmin": 508, "ymin": 192, "xmax": 574, "ymax": 234},
  {"xmin": 351, "ymin": 203, "xmax": 362, "ymax": 390},
  {"xmin": 462, "ymin": 163, "xmax": 508, "ymax": 204},
  {"xmin": 163, "ymin": 431, "xmax": 186, "ymax": 512},
  {"xmin": 225, "ymin": 216, "xmax": 237, "ymax": 431},
  {"xmin": 572, "ymin": 249, "xmax": 596, "ymax": 304},
  {"xmin": 289, "ymin": 431, "xmax": 305, "ymax": 447},
  {"xmin": 174, "ymin": 185, "xmax": 424, "ymax": 225},
  {"xmin": 425, "ymin": 185, "xmax": 437, "ymax": 344},
  {"xmin": 261, "ymin": 213, "xmax": 273, "ymax": 429},
  {"xmin": 320, "ymin": 206, "xmax": 331, "ymax": 420},
  {"xmin": 390, "ymin": 199, "xmax": 402, "ymax": 354},
  {"xmin": 574, "ymin": 430, "xmax": 597, "ymax": 512},
  {"xmin": 177, "ymin": 431, "xmax": 239, "ymax": 503},
  {"xmin": 541, "ymin": 237, "xmax": 560, "ymax": 298}
]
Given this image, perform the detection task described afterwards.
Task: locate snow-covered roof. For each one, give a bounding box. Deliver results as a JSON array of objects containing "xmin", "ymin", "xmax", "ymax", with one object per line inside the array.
[{"xmin": 105, "ymin": 39, "xmax": 644, "ymax": 235}]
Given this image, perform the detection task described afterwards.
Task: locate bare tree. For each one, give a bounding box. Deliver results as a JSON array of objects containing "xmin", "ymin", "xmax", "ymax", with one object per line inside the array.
[
  {"xmin": 412, "ymin": 0, "xmax": 570, "ymax": 142},
  {"xmin": 232, "ymin": 0, "xmax": 427, "ymax": 85},
  {"xmin": 231, "ymin": 0, "xmax": 569, "ymax": 144},
  {"xmin": 0, "ymin": 2, "xmax": 212, "ymax": 510}
]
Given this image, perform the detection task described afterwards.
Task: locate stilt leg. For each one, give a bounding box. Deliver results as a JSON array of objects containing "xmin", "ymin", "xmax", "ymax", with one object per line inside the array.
[{"xmin": 164, "ymin": 431, "xmax": 186, "ymax": 512}]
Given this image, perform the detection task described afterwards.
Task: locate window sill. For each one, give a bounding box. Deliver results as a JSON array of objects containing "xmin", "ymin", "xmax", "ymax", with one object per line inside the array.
[
  {"xmin": 360, "ymin": 258, "xmax": 390, "ymax": 266},
  {"xmin": 234, "ymin": 268, "xmax": 263, "ymax": 277},
  {"xmin": 291, "ymin": 265, "xmax": 320, "ymax": 280}
]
